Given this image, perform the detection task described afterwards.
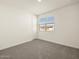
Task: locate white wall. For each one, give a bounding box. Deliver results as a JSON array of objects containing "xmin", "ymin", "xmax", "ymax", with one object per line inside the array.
[
  {"xmin": 0, "ymin": 5, "xmax": 36, "ymax": 50},
  {"xmin": 38, "ymin": 3, "xmax": 79, "ymax": 48}
]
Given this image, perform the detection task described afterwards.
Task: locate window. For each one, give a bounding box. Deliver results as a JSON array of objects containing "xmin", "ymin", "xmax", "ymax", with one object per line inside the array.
[
  {"xmin": 46, "ymin": 24, "xmax": 54, "ymax": 32},
  {"xmin": 39, "ymin": 16, "xmax": 55, "ymax": 32},
  {"xmin": 39, "ymin": 24, "xmax": 45, "ymax": 32}
]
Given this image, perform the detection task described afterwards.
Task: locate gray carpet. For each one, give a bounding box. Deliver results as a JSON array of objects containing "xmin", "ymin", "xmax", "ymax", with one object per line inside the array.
[{"xmin": 0, "ymin": 39, "xmax": 79, "ymax": 59}]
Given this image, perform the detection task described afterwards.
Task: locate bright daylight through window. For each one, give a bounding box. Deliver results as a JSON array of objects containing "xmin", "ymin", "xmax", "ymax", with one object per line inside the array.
[{"xmin": 39, "ymin": 16, "xmax": 55, "ymax": 32}]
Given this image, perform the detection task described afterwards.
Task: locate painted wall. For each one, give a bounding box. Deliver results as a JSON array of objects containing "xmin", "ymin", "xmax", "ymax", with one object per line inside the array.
[
  {"xmin": 38, "ymin": 3, "xmax": 79, "ymax": 48},
  {"xmin": 0, "ymin": 5, "xmax": 37, "ymax": 50}
]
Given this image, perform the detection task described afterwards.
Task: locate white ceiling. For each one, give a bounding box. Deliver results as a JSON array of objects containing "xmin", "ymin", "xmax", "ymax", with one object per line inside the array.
[{"xmin": 0, "ymin": 0, "xmax": 78, "ymax": 15}]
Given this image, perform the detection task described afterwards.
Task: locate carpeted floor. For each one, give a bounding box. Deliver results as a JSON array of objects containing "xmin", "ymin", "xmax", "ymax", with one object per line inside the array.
[{"xmin": 0, "ymin": 39, "xmax": 79, "ymax": 59}]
